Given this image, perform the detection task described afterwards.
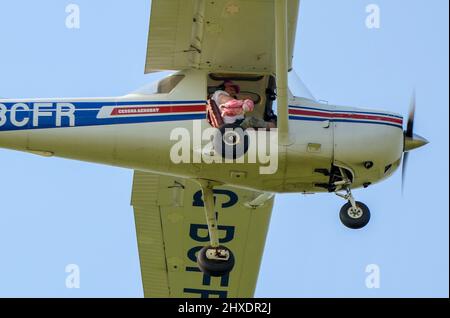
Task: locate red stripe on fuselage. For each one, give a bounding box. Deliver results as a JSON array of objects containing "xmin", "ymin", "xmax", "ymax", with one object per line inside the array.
[
  {"xmin": 111, "ymin": 104, "xmax": 206, "ymax": 116},
  {"xmin": 289, "ymin": 109, "xmax": 403, "ymax": 125}
]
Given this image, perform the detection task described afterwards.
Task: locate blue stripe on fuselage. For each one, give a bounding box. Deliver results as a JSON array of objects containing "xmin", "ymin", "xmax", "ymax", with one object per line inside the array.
[{"xmin": 0, "ymin": 100, "xmax": 206, "ymax": 132}]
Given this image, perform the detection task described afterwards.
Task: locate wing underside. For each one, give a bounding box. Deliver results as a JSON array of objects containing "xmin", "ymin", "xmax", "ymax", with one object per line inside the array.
[
  {"xmin": 145, "ymin": 0, "xmax": 300, "ymax": 74},
  {"xmin": 131, "ymin": 171, "xmax": 274, "ymax": 298}
]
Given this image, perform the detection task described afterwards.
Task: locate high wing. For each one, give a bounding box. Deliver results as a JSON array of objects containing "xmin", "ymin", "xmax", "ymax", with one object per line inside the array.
[
  {"xmin": 145, "ymin": 0, "xmax": 300, "ymax": 74},
  {"xmin": 131, "ymin": 171, "xmax": 274, "ymax": 298}
]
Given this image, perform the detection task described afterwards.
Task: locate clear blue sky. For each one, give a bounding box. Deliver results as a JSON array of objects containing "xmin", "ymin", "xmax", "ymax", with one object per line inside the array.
[{"xmin": 0, "ymin": 0, "xmax": 448, "ymax": 297}]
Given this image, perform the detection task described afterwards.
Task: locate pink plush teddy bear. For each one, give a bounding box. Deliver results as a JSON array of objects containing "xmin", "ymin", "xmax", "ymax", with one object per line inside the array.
[{"xmin": 220, "ymin": 99, "xmax": 254, "ymax": 119}]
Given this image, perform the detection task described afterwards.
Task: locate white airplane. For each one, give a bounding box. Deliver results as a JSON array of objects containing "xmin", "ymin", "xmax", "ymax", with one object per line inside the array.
[{"xmin": 0, "ymin": 0, "xmax": 428, "ymax": 298}]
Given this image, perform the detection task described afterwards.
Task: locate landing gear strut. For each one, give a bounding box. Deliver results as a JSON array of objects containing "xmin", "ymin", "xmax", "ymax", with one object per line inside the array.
[
  {"xmin": 196, "ymin": 180, "xmax": 235, "ymax": 277},
  {"xmin": 334, "ymin": 167, "xmax": 371, "ymax": 229}
]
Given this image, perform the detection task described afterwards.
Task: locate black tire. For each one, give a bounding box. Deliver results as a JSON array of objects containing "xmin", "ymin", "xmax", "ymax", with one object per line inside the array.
[
  {"xmin": 197, "ymin": 245, "xmax": 235, "ymax": 277},
  {"xmin": 214, "ymin": 123, "xmax": 249, "ymax": 159},
  {"xmin": 339, "ymin": 201, "xmax": 371, "ymax": 229}
]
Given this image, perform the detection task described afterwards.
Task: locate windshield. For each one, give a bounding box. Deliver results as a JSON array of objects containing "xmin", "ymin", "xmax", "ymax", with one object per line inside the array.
[
  {"xmin": 288, "ymin": 70, "xmax": 316, "ymax": 101},
  {"xmin": 132, "ymin": 71, "xmax": 179, "ymax": 95}
]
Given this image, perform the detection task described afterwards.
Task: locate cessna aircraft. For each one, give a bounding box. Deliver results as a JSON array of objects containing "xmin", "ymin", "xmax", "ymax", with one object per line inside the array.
[{"xmin": 0, "ymin": 0, "xmax": 428, "ymax": 298}]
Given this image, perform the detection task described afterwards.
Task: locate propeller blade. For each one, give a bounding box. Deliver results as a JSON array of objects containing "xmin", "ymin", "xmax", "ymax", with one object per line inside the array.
[
  {"xmin": 406, "ymin": 90, "xmax": 416, "ymax": 138},
  {"xmin": 403, "ymin": 90, "xmax": 415, "ymax": 193},
  {"xmin": 401, "ymin": 152, "xmax": 409, "ymax": 194},
  {"xmin": 402, "ymin": 89, "xmax": 429, "ymax": 194}
]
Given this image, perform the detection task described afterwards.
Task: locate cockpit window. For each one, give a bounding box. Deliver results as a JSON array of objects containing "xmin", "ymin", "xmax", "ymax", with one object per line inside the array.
[
  {"xmin": 288, "ymin": 70, "xmax": 316, "ymax": 101},
  {"xmin": 132, "ymin": 73, "xmax": 185, "ymax": 95},
  {"xmin": 157, "ymin": 75, "xmax": 185, "ymax": 94}
]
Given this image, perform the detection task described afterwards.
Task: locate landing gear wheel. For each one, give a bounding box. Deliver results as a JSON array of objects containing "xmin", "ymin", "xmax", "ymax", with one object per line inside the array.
[
  {"xmin": 214, "ymin": 123, "xmax": 249, "ymax": 159},
  {"xmin": 197, "ymin": 245, "xmax": 235, "ymax": 277},
  {"xmin": 339, "ymin": 201, "xmax": 371, "ymax": 229}
]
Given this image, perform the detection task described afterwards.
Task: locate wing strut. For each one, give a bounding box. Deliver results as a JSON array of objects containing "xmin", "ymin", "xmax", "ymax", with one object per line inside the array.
[
  {"xmin": 189, "ymin": 0, "xmax": 206, "ymax": 69},
  {"xmin": 275, "ymin": 0, "xmax": 290, "ymax": 145}
]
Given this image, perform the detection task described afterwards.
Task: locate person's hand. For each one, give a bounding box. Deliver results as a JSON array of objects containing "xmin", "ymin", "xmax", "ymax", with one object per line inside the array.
[{"xmin": 242, "ymin": 99, "xmax": 254, "ymax": 113}]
